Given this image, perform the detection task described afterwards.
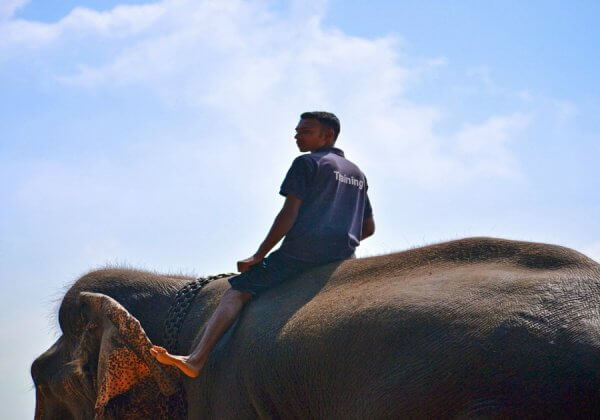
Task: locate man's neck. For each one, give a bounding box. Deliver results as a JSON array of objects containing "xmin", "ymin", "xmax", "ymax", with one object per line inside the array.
[{"xmin": 314, "ymin": 144, "xmax": 336, "ymax": 152}]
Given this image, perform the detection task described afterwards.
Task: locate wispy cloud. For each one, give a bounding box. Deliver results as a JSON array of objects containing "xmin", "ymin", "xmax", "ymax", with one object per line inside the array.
[
  {"xmin": 0, "ymin": 0, "xmax": 29, "ymax": 21},
  {"xmin": 455, "ymin": 113, "xmax": 529, "ymax": 179},
  {"xmin": 0, "ymin": 1, "xmax": 545, "ymax": 281},
  {"xmin": 2, "ymin": 0, "xmax": 530, "ymax": 187},
  {"xmin": 0, "ymin": 1, "xmax": 164, "ymax": 49}
]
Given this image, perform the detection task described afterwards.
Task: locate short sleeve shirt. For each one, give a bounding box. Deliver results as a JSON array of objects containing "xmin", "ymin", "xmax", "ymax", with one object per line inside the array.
[{"xmin": 279, "ymin": 147, "xmax": 372, "ymax": 263}]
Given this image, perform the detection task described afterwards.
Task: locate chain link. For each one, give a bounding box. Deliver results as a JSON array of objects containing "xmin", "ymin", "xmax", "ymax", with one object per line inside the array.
[{"xmin": 162, "ymin": 273, "xmax": 235, "ymax": 354}]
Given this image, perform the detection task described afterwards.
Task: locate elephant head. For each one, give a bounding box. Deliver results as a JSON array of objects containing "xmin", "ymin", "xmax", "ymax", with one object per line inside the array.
[{"xmin": 31, "ymin": 291, "xmax": 185, "ymax": 419}]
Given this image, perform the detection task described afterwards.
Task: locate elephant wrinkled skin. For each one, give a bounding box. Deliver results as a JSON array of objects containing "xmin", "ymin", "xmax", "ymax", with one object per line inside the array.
[{"xmin": 32, "ymin": 237, "xmax": 600, "ymax": 418}]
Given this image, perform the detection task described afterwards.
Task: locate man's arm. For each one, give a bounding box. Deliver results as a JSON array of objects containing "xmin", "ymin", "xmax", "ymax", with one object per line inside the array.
[
  {"xmin": 237, "ymin": 194, "xmax": 303, "ymax": 272},
  {"xmin": 361, "ymin": 216, "xmax": 375, "ymax": 240}
]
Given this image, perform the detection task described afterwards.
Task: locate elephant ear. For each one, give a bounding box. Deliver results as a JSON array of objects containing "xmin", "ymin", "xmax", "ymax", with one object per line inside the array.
[{"xmin": 77, "ymin": 292, "xmax": 179, "ymax": 418}]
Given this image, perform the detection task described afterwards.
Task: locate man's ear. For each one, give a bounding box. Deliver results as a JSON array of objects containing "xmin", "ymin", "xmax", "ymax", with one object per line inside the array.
[
  {"xmin": 321, "ymin": 125, "xmax": 335, "ymax": 143},
  {"xmin": 77, "ymin": 292, "xmax": 178, "ymax": 417}
]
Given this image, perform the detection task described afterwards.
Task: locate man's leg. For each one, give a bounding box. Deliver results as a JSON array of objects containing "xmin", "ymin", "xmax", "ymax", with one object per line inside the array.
[{"xmin": 150, "ymin": 288, "xmax": 252, "ymax": 378}]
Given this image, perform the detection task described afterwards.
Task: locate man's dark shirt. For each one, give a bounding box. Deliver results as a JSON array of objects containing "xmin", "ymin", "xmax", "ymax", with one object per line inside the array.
[{"xmin": 279, "ymin": 146, "xmax": 372, "ymax": 263}]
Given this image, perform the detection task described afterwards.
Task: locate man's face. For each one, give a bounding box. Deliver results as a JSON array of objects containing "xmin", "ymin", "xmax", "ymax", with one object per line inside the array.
[{"xmin": 294, "ymin": 118, "xmax": 334, "ymax": 152}]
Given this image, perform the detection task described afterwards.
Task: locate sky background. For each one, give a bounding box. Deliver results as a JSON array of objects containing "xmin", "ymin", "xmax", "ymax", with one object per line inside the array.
[{"xmin": 1, "ymin": 0, "xmax": 599, "ymax": 417}]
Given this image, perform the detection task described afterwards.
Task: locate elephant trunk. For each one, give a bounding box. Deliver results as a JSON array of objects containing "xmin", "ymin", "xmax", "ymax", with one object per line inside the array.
[{"xmin": 34, "ymin": 385, "xmax": 44, "ymax": 420}]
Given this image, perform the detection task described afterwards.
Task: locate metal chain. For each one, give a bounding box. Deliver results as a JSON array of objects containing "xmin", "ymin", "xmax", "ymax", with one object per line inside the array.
[{"xmin": 162, "ymin": 273, "xmax": 235, "ymax": 354}]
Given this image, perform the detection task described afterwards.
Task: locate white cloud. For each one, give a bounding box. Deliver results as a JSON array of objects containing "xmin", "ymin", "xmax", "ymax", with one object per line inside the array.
[
  {"xmin": 0, "ymin": 0, "xmax": 29, "ymax": 21},
  {"xmin": 3, "ymin": 0, "xmax": 526, "ymax": 186},
  {"xmin": 551, "ymin": 99, "xmax": 577, "ymax": 126},
  {"xmin": 0, "ymin": 1, "xmax": 164, "ymax": 49},
  {"xmin": 467, "ymin": 66, "xmax": 502, "ymax": 95},
  {"xmin": 455, "ymin": 113, "xmax": 529, "ymax": 179},
  {"xmin": 2, "ymin": 0, "xmax": 532, "ymax": 193}
]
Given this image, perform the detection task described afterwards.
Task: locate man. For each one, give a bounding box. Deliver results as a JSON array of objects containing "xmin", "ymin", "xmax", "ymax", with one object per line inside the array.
[{"xmin": 151, "ymin": 111, "xmax": 375, "ymax": 378}]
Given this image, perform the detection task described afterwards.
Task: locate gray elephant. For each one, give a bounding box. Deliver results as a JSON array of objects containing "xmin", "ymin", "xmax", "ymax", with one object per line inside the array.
[{"xmin": 32, "ymin": 237, "xmax": 600, "ymax": 419}]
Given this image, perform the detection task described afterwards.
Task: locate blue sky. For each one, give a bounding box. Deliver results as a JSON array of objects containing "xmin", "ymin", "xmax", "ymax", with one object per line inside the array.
[{"xmin": 1, "ymin": 1, "xmax": 599, "ymax": 417}]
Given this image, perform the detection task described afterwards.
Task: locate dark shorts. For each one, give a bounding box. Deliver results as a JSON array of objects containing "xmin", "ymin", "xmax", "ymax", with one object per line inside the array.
[{"xmin": 229, "ymin": 250, "xmax": 326, "ymax": 297}]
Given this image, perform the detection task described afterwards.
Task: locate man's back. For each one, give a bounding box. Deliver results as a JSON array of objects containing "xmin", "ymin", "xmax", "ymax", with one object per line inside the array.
[{"xmin": 279, "ymin": 147, "xmax": 372, "ymax": 263}]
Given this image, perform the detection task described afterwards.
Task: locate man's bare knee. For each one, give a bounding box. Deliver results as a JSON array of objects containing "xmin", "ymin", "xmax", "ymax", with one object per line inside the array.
[{"xmin": 223, "ymin": 288, "xmax": 252, "ymax": 305}]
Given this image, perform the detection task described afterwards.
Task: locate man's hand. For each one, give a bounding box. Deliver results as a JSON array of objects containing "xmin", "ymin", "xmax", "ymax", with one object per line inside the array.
[
  {"xmin": 237, "ymin": 194, "xmax": 302, "ymax": 273},
  {"xmin": 237, "ymin": 254, "xmax": 264, "ymax": 273}
]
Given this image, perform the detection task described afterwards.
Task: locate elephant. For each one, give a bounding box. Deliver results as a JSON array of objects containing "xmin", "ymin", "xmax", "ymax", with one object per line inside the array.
[{"xmin": 31, "ymin": 237, "xmax": 600, "ymax": 419}]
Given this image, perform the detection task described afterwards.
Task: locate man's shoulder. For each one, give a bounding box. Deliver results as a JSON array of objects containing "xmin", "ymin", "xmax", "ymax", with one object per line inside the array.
[
  {"xmin": 305, "ymin": 147, "xmax": 347, "ymax": 165},
  {"xmin": 323, "ymin": 153, "xmax": 365, "ymax": 176},
  {"xmin": 283, "ymin": 155, "xmax": 318, "ymax": 182},
  {"xmin": 289, "ymin": 153, "xmax": 319, "ymax": 169},
  {"xmin": 292, "ymin": 153, "xmax": 315, "ymax": 162},
  {"xmin": 292, "ymin": 148, "xmax": 366, "ymax": 177}
]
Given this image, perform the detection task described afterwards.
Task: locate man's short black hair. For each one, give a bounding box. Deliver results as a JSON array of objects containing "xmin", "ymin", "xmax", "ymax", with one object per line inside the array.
[{"xmin": 300, "ymin": 111, "xmax": 341, "ymax": 140}]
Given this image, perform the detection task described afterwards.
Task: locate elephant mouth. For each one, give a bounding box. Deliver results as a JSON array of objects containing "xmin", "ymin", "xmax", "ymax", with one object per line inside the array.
[{"xmin": 33, "ymin": 385, "xmax": 76, "ymax": 420}]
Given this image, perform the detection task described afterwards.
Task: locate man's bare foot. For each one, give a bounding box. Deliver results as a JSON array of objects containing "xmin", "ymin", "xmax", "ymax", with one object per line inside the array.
[{"xmin": 149, "ymin": 346, "xmax": 201, "ymax": 378}]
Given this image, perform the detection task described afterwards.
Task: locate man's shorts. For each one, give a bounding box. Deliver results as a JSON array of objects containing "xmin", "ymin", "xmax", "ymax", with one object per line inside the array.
[{"xmin": 229, "ymin": 250, "xmax": 325, "ymax": 297}]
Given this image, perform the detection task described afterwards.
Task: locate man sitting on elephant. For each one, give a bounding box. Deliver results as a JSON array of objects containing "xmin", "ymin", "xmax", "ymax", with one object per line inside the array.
[{"xmin": 150, "ymin": 111, "xmax": 375, "ymax": 378}]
